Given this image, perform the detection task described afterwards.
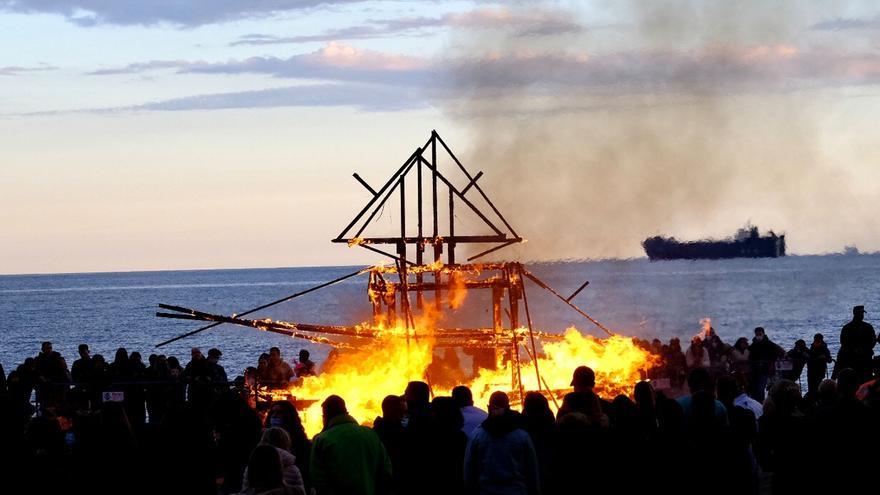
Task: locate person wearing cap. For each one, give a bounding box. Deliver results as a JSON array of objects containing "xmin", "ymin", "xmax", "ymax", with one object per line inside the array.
[
  {"xmin": 835, "ymin": 305, "xmax": 876, "ymax": 382},
  {"xmin": 556, "ymin": 365, "xmax": 612, "ymax": 422},
  {"xmin": 207, "ymin": 348, "xmax": 228, "ymax": 390}
]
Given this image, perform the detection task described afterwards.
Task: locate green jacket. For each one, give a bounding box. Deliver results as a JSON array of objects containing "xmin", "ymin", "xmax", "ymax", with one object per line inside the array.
[{"xmin": 310, "ymin": 414, "xmax": 392, "ymax": 495}]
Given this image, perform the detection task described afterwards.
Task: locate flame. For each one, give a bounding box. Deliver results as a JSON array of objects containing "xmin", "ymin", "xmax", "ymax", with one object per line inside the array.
[
  {"xmin": 694, "ymin": 317, "xmax": 712, "ymax": 342},
  {"xmin": 277, "ymin": 262, "xmax": 657, "ymax": 437},
  {"xmin": 465, "ymin": 328, "xmax": 659, "ymax": 408},
  {"xmin": 347, "ymin": 237, "xmax": 366, "ymax": 247}
]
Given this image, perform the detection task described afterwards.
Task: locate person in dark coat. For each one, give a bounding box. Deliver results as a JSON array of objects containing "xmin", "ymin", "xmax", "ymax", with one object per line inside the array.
[
  {"xmin": 372, "ymin": 395, "xmax": 406, "ymax": 493},
  {"xmin": 756, "ymin": 380, "xmax": 808, "ymax": 495},
  {"xmin": 783, "ymin": 339, "xmax": 809, "ymax": 382},
  {"xmin": 464, "ymin": 392, "xmax": 539, "ymax": 495},
  {"xmin": 34, "ymin": 341, "xmax": 70, "ymax": 412},
  {"xmin": 834, "ymin": 305, "xmax": 876, "ymax": 382},
  {"xmin": 426, "ymin": 396, "xmax": 467, "ymax": 495},
  {"xmin": 521, "ymin": 392, "xmax": 555, "ymax": 495},
  {"xmin": 806, "ymin": 333, "xmax": 833, "ymax": 395},
  {"xmin": 748, "ymin": 327, "xmax": 784, "ymax": 402}
]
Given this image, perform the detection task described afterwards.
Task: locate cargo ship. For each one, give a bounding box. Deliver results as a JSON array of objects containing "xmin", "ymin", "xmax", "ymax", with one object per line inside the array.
[{"xmin": 643, "ymin": 224, "xmax": 785, "ymax": 260}]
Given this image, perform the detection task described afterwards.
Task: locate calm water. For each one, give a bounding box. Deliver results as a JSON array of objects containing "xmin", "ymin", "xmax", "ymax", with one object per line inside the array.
[{"xmin": 1, "ymin": 255, "xmax": 878, "ymax": 377}]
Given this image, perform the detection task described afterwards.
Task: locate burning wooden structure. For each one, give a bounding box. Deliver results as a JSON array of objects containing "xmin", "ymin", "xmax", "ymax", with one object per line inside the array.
[{"xmin": 157, "ymin": 131, "xmax": 644, "ymax": 421}]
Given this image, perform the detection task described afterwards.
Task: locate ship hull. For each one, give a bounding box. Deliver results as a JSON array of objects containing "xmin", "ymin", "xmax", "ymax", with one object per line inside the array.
[{"xmin": 643, "ymin": 235, "xmax": 786, "ymax": 261}]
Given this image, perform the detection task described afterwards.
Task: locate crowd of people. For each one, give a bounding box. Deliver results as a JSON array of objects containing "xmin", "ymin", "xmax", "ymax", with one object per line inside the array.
[{"xmin": 0, "ymin": 305, "xmax": 877, "ymax": 494}]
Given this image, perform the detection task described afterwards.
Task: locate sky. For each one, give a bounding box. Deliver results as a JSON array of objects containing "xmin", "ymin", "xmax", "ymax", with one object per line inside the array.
[{"xmin": 1, "ymin": 0, "xmax": 879, "ymax": 274}]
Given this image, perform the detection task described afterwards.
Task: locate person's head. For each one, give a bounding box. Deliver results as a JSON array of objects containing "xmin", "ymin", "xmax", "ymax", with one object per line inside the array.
[
  {"xmin": 794, "ymin": 339, "xmax": 807, "ymax": 351},
  {"xmin": 77, "ymin": 344, "xmax": 90, "ymax": 359},
  {"xmin": 190, "ymin": 347, "xmax": 203, "ymax": 360},
  {"xmin": 114, "ymin": 347, "xmax": 128, "ymax": 364},
  {"xmin": 207, "ymin": 348, "xmax": 222, "ymax": 364},
  {"xmin": 130, "ymin": 352, "xmax": 142, "ymax": 365},
  {"xmin": 754, "ymin": 327, "xmax": 766, "ymax": 341},
  {"xmin": 487, "ymin": 391, "xmax": 510, "ymax": 415},
  {"xmin": 148, "ymin": 354, "xmax": 157, "ymax": 366},
  {"xmin": 404, "ymin": 381, "xmax": 431, "ymax": 411},
  {"xmin": 813, "ymin": 333, "xmax": 825, "ymax": 345},
  {"xmin": 266, "ymin": 400, "xmax": 302, "ymax": 430},
  {"xmin": 522, "ymin": 392, "xmax": 554, "ymax": 423},
  {"xmin": 93, "ymin": 354, "xmax": 105, "ymax": 366},
  {"xmin": 690, "ymin": 336, "xmax": 703, "ymax": 348},
  {"xmin": 431, "ymin": 396, "xmax": 464, "ymax": 431},
  {"xmin": 41, "ymin": 342, "xmax": 52, "ymax": 354},
  {"xmin": 735, "ymin": 337, "xmax": 749, "ymax": 350},
  {"xmin": 633, "ymin": 381, "xmax": 655, "ymax": 411},
  {"xmin": 381, "ymin": 395, "xmax": 406, "ymax": 422},
  {"xmin": 246, "ymin": 444, "xmax": 284, "ymax": 491},
  {"xmin": 853, "ymin": 305, "xmax": 866, "ymax": 321},
  {"xmin": 687, "ymin": 367, "xmax": 712, "ymax": 394},
  {"xmin": 570, "ymin": 366, "xmax": 596, "ymax": 392},
  {"xmin": 260, "ymin": 427, "xmax": 292, "ymax": 451},
  {"xmin": 322, "ymin": 395, "xmax": 347, "ymax": 426},
  {"xmin": 269, "ymin": 347, "xmax": 281, "ymax": 360},
  {"xmin": 451, "ymin": 385, "xmax": 474, "ymax": 408},
  {"xmin": 767, "ymin": 380, "xmax": 801, "ymax": 416},
  {"xmin": 716, "ymin": 375, "xmax": 739, "ymax": 405},
  {"xmin": 167, "ymin": 356, "xmax": 180, "ymax": 369},
  {"xmin": 258, "ymin": 353, "xmax": 270, "ymax": 367},
  {"xmin": 817, "ymin": 379, "xmax": 838, "ymax": 406},
  {"xmin": 298, "ymin": 349, "xmax": 310, "ymax": 362}
]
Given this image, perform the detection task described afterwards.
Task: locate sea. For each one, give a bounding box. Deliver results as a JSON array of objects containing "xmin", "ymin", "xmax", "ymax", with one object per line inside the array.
[{"xmin": 2, "ymin": 255, "xmax": 878, "ymax": 378}]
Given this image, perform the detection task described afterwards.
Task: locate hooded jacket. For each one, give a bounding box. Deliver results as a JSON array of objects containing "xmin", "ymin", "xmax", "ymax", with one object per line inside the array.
[{"xmin": 463, "ymin": 410, "xmax": 539, "ymax": 495}]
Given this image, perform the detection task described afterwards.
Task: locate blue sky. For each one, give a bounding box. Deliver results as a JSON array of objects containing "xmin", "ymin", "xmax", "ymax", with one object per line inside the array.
[{"xmin": 2, "ymin": 1, "xmax": 880, "ymax": 273}]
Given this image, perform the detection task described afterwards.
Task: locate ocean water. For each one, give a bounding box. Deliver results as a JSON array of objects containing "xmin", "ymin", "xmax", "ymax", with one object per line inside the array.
[{"xmin": 1, "ymin": 255, "xmax": 878, "ymax": 378}]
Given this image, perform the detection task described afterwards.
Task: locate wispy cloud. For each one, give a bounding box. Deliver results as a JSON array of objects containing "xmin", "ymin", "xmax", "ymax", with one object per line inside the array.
[
  {"xmin": 137, "ymin": 82, "xmax": 429, "ymax": 112},
  {"xmin": 0, "ymin": 64, "xmax": 57, "ymax": 76},
  {"xmin": 88, "ymin": 42, "xmax": 435, "ymax": 86},
  {"xmin": 232, "ymin": 6, "xmax": 585, "ymax": 46},
  {"xmin": 0, "ymin": 0, "xmax": 367, "ymax": 27},
  {"xmin": 811, "ymin": 15, "xmax": 880, "ymax": 31}
]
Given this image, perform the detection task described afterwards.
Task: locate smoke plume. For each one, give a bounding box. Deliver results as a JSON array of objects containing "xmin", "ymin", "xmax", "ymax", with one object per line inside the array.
[{"xmin": 441, "ymin": 0, "xmax": 878, "ymax": 259}]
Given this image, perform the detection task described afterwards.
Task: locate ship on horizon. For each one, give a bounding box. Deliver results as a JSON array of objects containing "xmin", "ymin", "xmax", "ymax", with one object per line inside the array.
[{"xmin": 643, "ymin": 224, "xmax": 786, "ymax": 261}]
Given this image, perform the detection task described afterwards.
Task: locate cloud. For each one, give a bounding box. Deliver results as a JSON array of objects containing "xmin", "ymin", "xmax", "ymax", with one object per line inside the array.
[
  {"xmin": 0, "ymin": 0, "xmax": 366, "ymax": 27},
  {"xmin": 232, "ymin": 6, "xmax": 585, "ymax": 46},
  {"xmin": 136, "ymin": 82, "xmax": 428, "ymax": 111},
  {"xmin": 89, "ymin": 42, "xmax": 435, "ymax": 86},
  {"xmin": 0, "ymin": 64, "xmax": 57, "ymax": 76},
  {"xmin": 811, "ymin": 16, "xmax": 880, "ymax": 31}
]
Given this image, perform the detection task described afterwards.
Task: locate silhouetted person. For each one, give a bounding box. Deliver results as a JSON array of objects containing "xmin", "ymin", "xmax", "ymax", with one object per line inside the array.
[
  {"xmin": 184, "ymin": 347, "xmax": 212, "ymax": 413},
  {"xmin": 748, "ymin": 327, "xmax": 783, "ymax": 402},
  {"xmin": 266, "ymin": 347, "xmax": 294, "ymax": 388},
  {"xmin": 207, "ymin": 348, "xmax": 229, "ymax": 398},
  {"xmin": 265, "ymin": 400, "xmax": 312, "ymax": 492},
  {"xmin": 126, "ymin": 351, "xmax": 147, "ymax": 429},
  {"xmin": 757, "ymin": 380, "xmax": 808, "ymax": 495},
  {"xmin": 665, "ymin": 337, "xmax": 687, "ymax": 388},
  {"xmin": 294, "ymin": 349, "xmax": 316, "ymax": 378},
  {"xmin": 834, "ymin": 305, "xmax": 876, "ymax": 382},
  {"xmin": 310, "ymin": 395, "xmax": 391, "ymax": 495},
  {"xmin": 783, "ymin": 339, "xmax": 809, "ymax": 382},
  {"xmin": 373, "ymin": 395, "xmax": 406, "ymax": 492},
  {"xmin": 521, "ymin": 392, "xmax": 554, "ymax": 495},
  {"xmin": 464, "ymin": 391, "xmax": 539, "ymax": 495},
  {"xmin": 557, "ymin": 366, "xmax": 610, "ymax": 421},
  {"xmin": 241, "ymin": 428, "xmax": 306, "ymax": 494},
  {"xmin": 213, "ymin": 391, "xmax": 262, "ymax": 493},
  {"xmin": 685, "ymin": 337, "xmax": 711, "ymax": 369},
  {"xmin": 70, "ymin": 343, "xmax": 93, "ymax": 409},
  {"xmin": 34, "ymin": 341, "xmax": 69, "ymax": 412},
  {"xmin": 398, "ymin": 381, "xmax": 433, "ymax": 495},
  {"xmin": 453, "ymin": 385, "xmax": 488, "ymax": 437},
  {"xmin": 241, "ymin": 444, "xmax": 304, "ymax": 495},
  {"xmin": 676, "ymin": 368, "xmax": 728, "ymax": 429},
  {"xmin": 145, "ymin": 354, "xmax": 171, "ymax": 424},
  {"xmin": 807, "ymin": 333, "xmax": 833, "ymax": 395},
  {"xmin": 729, "ymin": 337, "xmax": 751, "ymax": 375},
  {"xmin": 427, "ymin": 396, "xmax": 467, "ymax": 495},
  {"xmin": 716, "ymin": 375, "xmax": 759, "ymax": 495}
]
